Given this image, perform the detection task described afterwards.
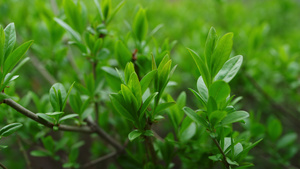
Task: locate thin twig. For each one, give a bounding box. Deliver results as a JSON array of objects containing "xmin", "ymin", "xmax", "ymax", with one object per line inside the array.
[
  {"xmin": 85, "ymin": 117, "xmax": 123, "ymax": 152},
  {"xmin": 17, "ymin": 135, "xmax": 32, "ymax": 169},
  {"xmin": 91, "ymin": 61, "xmax": 100, "ymax": 123},
  {"xmin": 0, "ymin": 162, "xmax": 7, "ymax": 169},
  {"xmin": 30, "ymin": 55, "xmax": 57, "ymax": 85},
  {"xmin": 144, "ymin": 119, "xmax": 158, "ymax": 165},
  {"xmin": 30, "ymin": 50, "xmax": 124, "ymax": 152},
  {"xmin": 212, "ymin": 138, "xmax": 230, "ymax": 169},
  {"xmin": 81, "ymin": 151, "xmax": 117, "ymax": 169},
  {"xmin": 153, "ymin": 130, "xmax": 164, "ymax": 142},
  {"xmin": 3, "ymin": 99, "xmax": 92, "ymax": 133},
  {"xmin": 243, "ymin": 72, "xmax": 300, "ymax": 126},
  {"xmin": 67, "ymin": 50, "xmax": 85, "ymax": 84},
  {"xmin": 4, "ymin": 98, "xmax": 125, "ymax": 153}
]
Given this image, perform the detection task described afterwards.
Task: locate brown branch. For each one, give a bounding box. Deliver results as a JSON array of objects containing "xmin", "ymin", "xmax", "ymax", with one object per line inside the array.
[
  {"xmin": 243, "ymin": 72, "xmax": 300, "ymax": 126},
  {"xmin": 212, "ymin": 138, "xmax": 230, "ymax": 169},
  {"xmin": 81, "ymin": 151, "xmax": 117, "ymax": 169},
  {"xmin": 4, "ymin": 98, "xmax": 124, "ymax": 153},
  {"xmin": 85, "ymin": 117, "xmax": 123, "ymax": 152},
  {"xmin": 91, "ymin": 61, "xmax": 100, "ymax": 123},
  {"xmin": 144, "ymin": 119, "xmax": 158, "ymax": 165},
  {"xmin": 3, "ymin": 98, "xmax": 92, "ymax": 133},
  {"xmin": 0, "ymin": 162, "xmax": 7, "ymax": 169},
  {"xmin": 153, "ymin": 130, "xmax": 164, "ymax": 142},
  {"xmin": 30, "ymin": 55, "xmax": 57, "ymax": 85},
  {"xmin": 17, "ymin": 135, "xmax": 32, "ymax": 169}
]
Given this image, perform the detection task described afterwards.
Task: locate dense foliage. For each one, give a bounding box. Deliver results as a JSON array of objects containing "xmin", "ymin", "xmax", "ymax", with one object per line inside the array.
[{"xmin": 0, "ymin": 0, "xmax": 299, "ymax": 169}]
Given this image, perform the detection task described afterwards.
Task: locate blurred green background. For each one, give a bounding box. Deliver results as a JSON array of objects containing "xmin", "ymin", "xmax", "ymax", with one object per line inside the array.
[{"xmin": 0, "ymin": 0, "xmax": 300, "ymax": 168}]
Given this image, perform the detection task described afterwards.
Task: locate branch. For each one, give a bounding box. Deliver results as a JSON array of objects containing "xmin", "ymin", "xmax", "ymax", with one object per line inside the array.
[
  {"xmin": 212, "ymin": 138, "xmax": 230, "ymax": 169},
  {"xmin": 85, "ymin": 117, "xmax": 123, "ymax": 152},
  {"xmin": 0, "ymin": 162, "xmax": 7, "ymax": 169},
  {"xmin": 3, "ymin": 99, "xmax": 92, "ymax": 133},
  {"xmin": 17, "ymin": 135, "xmax": 32, "ymax": 169},
  {"xmin": 81, "ymin": 151, "xmax": 117, "ymax": 169},
  {"xmin": 30, "ymin": 55, "xmax": 57, "ymax": 85},
  {"xmin": 243, "ymin": 72, "xmax": 300, "ymax": 127}
]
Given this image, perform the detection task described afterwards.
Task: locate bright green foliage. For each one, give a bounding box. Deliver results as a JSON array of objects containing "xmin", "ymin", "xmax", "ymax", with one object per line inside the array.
[
  {"xmin": 0, "ymin": 123, "xmax": 22, "ymax": 137},
  {"xmin": 0, "ymin": 1, "xmax": 299, "ymax": 169},
  {"xmin": 133, "ymin": 8, "xmax": 148, "ymax": 42},
  {"xmin": 0, "ymin": 23, "xmax": 32, "ymax": 94},
  {"xmin": 110, "ymin": 58, "xmax": 176, "ymax": 141},
  {"xmin": 115, "ymin": 40, "xmax": 132, "ymax": 69},
  {"xmin": 183, "ymin": 28, "xmax": 257, "ymax": 168},
  {"xmin": 37, "ymin": 83, "xmax": 78, "ymax": 126}
]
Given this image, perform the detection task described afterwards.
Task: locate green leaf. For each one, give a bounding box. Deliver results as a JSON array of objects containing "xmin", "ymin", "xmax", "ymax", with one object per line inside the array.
[
  {"xmin": 197, "ymin": 76, "xmax": 208, "ymax": 102},
  {"xmin": 183, "ymin": 107, "xmax": 208, "ymax": 128},
  {"xmin": 37, "ymin": 113, "xmax": 55, "ymax": 124},
  {"xmin": 128, "ymin": 72, "xmax": 142, "ymax": 105},
  {"xmin": 139, "ymin": 92, "xmax": 158, "ymax": 121},
  {"xmin": 128, "ymin": 130, "xmax": 142, "ymax": 141},
  {"xmin": 101, "ymin": 67, "xmax": 121, "ymax": 91},
  {"xmin": 30, "ymin": 150, "xmax": 50, "ymax": 157},
  {"xmin": 209, "ymin": 80, "xmax": 230, "ymax": 103},
  {"xmin": 94, "ymin": 0, "xmax": 104, "ymax": 21},
  {"xmin": 133, "ymin": 8, "xmax": 148, "ymax": 42},
  {"xmin": 106, "ymin": 0, "xmax": 125, "ymax": 25},
  {"xmin": 54, "ymin": 18, "xmax": 81, "ymax": 42},
  {"xmin": 49, "ymin": 83, "xmax": 67, "ymax": 112},
  {"xmin": 210, "ymin": 33, "xmax": 233, "ymax": 78},
  {"xmin": 1, "ymin": 57, "xmax": 30, "ymax": 91},
  {"xmin": 276, "ymin": 133, "xmax": 297, "ymax": 149},
  {"xmin": 236, "ymin": 139, "xmax": 262, "ymax": 161},
  {"xmin": 84, "ymin": 74, "xmax": 95, "ymax": 96},
  {"xmin": 205, "ymin": 27, "xmax": 218, "ymax": 68},
  {"xmin": 226, "ymin": 157, "xmax": 239, "ymax": 166},
  {"xmin": 179, "ymin": 122, "xmax": 196, "ymax": 142},
  {"xmin": 176, "ymin": 91, "xmax": 186, "ymax": 109},
  {"xmin": 63, "ymin": 162, "xmax": 74, "ymax": 168},
  {"xmin": 124, "ymin": 62, "xmax": 135, "ymax": 84},
  {"xmin": 4, "ymin": 23, "xmax": 16, "ymax": 60},
  {"xmin": 235, "ymin": 164, "xmax": 255, "ymax": 169},
  {"xmin": 0, "ymin": 145, "xmax": 8, "ymax": 149},
  {"xmin": 207, "ymin": 97, "xmax": 218, "ymax": 114},
  {"xmin": 187, "ymin": 48, "xmax": 211, "ymax": 88},
  {"xmin": 157, "ymin": 60, "xmax": 172, "ymax": 95},
  {"xmin": 221, "ymin": 111, "xmax": 249, "ymax": 125},
  {"xmin": 209, "ymin": 110, "xmax": 227, "ymax": 127},
  {"xmin": 189, "ymin": 88, "xmax": 206, "ymax": 106},
  {"xmin": 59, "ymin": 114, "xmax": 79, "ymax": 123},
  {"xmin": 121, "ymin": 84, "xmax": 139, "ymax": 113},
  {"xmin": 115, "ymin": 40, "xmax": 132, "ymax": 69},
  {"xmin": 110, "ymin": 94, "xmax": 135, "ymax": 123},
  {"xmin": 0, "ymin": 26, "xmax": 5, "ymax": 67},
  {"xmin": 154, "ymin": 115, "xmax": 165, "ymax": 121},
  {"xmin": 140, "ymin": 70, "xmax": 157, "ymax": 94},
  {"xmin": 0, "ymin": 123, "xmax": 23, "ymax": 137},
  {"xmin": 46, "ymin": 112, "xmax": 64, "ymax": 116},
  {"xmin": 69, "ymin": 93, "xmax": 82, "ymax": 115},
  {"xmin": 42, "ymin": 136, "xmax": 55, "ymax": 152},
  {"xmin": 267, "ymin": 117, "xmax": 282, "ymax": 141},
  {"xmin": 214, "ymin": 55, "xmax": 243, "ymax": 83},
  {"xmin": 157, "ymin": 55, "xmax": 169, "ymax": 72},
  {"xmin": 144, "ymin": 130, "xmax": 154, "ymax": 137},
  {"xmin": 155, "ymin": 102, "xmax": 175, "ymax": 114},
  {"xmin": 63, "ymin": 0, "xmax": 86, "ymax": 34},
  {"xmin": 62, "ymin": 82, "xmax": 75, "ymax": 111},
  {"xmin": 3, "ymin": 40, "xmax": 33, "ymax": 76},
  {"xmin": 234, "ymin": 143, "xmax": 243, "ymax": 157},
  {"xmin": 102, "ymin": 0, "xmax": 111, "ymax": 20}
]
